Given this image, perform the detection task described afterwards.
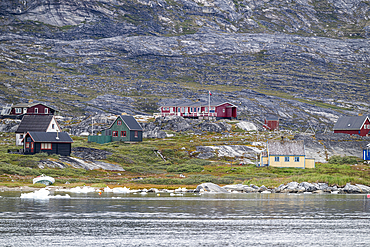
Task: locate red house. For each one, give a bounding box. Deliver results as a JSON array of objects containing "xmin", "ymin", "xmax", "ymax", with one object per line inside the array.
[
  {"xmin": 159, "ymin": 100, "xmax": 237, "ymax": 120},
  {"xmin": 333, "ymin": 115, "xmax": 370, "ymax": 137},
  {"xmin": 264, "ymin": 116, "xmax": 279, "ymax": 131},
  {"xmin": 9, "ymin": 103, "xmax": 57, "ymax": 116}
]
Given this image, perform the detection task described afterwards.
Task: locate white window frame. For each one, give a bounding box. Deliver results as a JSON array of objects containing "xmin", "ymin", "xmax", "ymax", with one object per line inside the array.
[
  {"xmin": 34, "ymin": 108, "xmax": 38, "ymax": 113},
  {"xmin": 15, "ymin": 108, "xmax": 22, "ymax": 113},
  {"xmin": 284, "ymin": 157, "xmax": 290, "ymax": 162},
  {"xmin": 41, "ymin": 143, "xmax": 52, "ymax": 150},
  {"xmin": 45, "ymin": 108, "xmax": 48, "ymax": 114}
]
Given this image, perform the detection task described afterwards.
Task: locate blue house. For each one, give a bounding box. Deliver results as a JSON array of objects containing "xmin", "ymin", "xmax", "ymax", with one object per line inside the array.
[{"xmin": 364, "ymin": 144, "xmax": 370, "ymax": 161}]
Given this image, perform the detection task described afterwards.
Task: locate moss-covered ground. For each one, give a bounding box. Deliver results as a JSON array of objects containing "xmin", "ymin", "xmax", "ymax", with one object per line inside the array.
[{"xmin": 0, "ymin": 130, "xmax": 369, "ymax": 189}]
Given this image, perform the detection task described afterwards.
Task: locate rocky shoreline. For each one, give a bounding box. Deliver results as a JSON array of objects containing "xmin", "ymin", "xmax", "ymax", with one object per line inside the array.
[{"xmin": 2, "ymin": 182, "xmax": 370, "ymax": 194}]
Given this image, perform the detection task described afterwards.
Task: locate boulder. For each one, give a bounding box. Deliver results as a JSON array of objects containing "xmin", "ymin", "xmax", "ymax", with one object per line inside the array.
[
  {"xmin": 355, "ymin": 184, "xmax": 370, "ymax": 193},
  {"xmin": 342, "ymin": 183, "xmax": 362, "ymax": 193},
  {"xmin": 195, "ymin": 183, "xmax": 229, "ymax": 193}
]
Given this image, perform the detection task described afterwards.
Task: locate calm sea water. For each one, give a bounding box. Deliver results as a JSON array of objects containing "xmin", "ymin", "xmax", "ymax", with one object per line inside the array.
[{"xmin": 0, "ymin": 191, "xmax": 370, "ymax": 246}]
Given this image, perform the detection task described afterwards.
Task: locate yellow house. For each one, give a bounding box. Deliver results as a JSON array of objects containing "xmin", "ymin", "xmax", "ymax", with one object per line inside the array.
[{"xmin": 260, "ymin": 140, "xmax": 315, "ymax": 168}]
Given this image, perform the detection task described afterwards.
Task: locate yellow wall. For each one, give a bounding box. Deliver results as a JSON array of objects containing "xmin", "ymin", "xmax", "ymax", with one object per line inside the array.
[
  {"xmin": 269, "ymin": 155, "xmax": 305, "ymax": 168},
  {"xmin": 260, "ymin": 156, "xmax": 268, "ymax": 166},
  {"xmin": 305, "ymin": 158, "xmax": 315, "ymax": 168}
]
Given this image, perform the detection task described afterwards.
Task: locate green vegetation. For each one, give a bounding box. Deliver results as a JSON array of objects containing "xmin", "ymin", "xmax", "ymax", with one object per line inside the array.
[{"xmin": 0, "ymin": 130, "xmax": 369, "ymax": 189}]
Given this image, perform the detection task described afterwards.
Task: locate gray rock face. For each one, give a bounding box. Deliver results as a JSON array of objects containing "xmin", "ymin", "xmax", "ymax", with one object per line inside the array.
[
  {"xmin": 72, "ymin": 147, "xmax": 113, "ymax": 160},
  {"xmin": 1, "ymin": 0, "xmax": 369, "ymax": 130},
  {"xmin": 0, "ymin": 119, "xmax": 20, "ymax": 132},
  {"xmin": 295, "ymin": 133, "xmax": 370, "ymax": 162},
  {"xmin": 199, "ymin": 121, "xmax": 231, "ymax": 133}
]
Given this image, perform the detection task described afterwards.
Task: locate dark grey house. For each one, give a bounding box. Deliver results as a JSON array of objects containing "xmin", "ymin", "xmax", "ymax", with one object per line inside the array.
[
  {"xmin": 15, "ymin": 115, "xmax": 61, "ymax": 146},
  {"xmin": 23, "ymin": 132, "xmax": 73, "ymax": 156}
]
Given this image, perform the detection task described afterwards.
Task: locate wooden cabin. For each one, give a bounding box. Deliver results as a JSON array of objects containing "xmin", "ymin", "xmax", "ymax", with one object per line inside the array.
[
  {"xmin": 333, "ymin": 115, "xmax": 370, "ymax": 137},
  {"xmin": 88, "ymin": 115, "xmax": 143, "ymax": 144},
  {"xmin": 10, "ymin": 103, "xmax": 57, "ymax": 116},
  {"xmin": 264, "ymin": 115, "xmax": 279, "ymax": 131},
  {"xmin": 260, "ymin": 140, "xmax": 315, "ymax": 168},
  {"xmin": 160, "ymin": 100, "xmax": 237, "ymax": 120},
  {"xmin": 22, "ymin": 132, "xmax": 73, "ymax": 156},
  {"xmin": 15, "ymin": 115, "xmax": 61, "ymax": 146}
]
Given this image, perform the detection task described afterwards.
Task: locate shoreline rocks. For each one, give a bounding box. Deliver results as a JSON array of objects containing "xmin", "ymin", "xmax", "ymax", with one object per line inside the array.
[
  {"xmin": 222, "ymin": 182, "xmax": 370, "ymax": 194},
  {"xmin": 2, "ymin": 182, "xmax": 370, "ymax": 194}
]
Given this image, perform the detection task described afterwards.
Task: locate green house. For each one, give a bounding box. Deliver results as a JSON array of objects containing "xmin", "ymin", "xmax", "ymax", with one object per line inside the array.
[{"xmin": 88, "ymin": 115, "xmax": 143, "ymax": 144}]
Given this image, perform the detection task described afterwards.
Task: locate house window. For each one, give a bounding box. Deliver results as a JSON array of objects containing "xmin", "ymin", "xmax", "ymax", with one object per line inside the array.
[
  {"xmin": 121, "ymin": 131, "xmax": 126, "ymax": 137},
  {"xmin": 45, "ymin": 108, "xmax": 48, "ymax": 114},
  {"xmin": 284, "ymin": 157, "xmax": 290, "ymax": 162},
  {"xmin": 15, "ymin": 108, "xmax": 22, "ymax": 114},
  {"xmin": 52, "ymin": 124, "xmax": 55, "ymax": 129},
  {"xmin": 112, "ymin": 131, "xmax": 118, "ymax": 137},
  {"xmin": 25, "ymin": 142, "xmax": 30, "ymax": 148},
  {"xmin": 274, "ymin": 157, "xmax": 280, "ymax": 162},
  {"xmin": 294, "ymin": 157, "xmax": 300, "ymax": 162},
  {"xmin": 34, "ymin": 108, "xmax": 38, "ymax": 113},
  {"xmin": 134, "ymin": 131, "xmax": 138, "ymax": 138},
  {"xmin": 31, "ymin": 142, "xmax": 34, "ymax": 149},
  {"xmin": 20, "ymin": 134, "xmax": 23, "ymax": 139},
  {"xmin": 117, "ymin": 120, "xmax": 122, "ymax": 125},
  {"xmin": 222, "ymin": 109, "xmax": 225, "ymax": 113},
  {"xmin": 41, "ymin": 143, "xmax": 52, "ymax": 150}
]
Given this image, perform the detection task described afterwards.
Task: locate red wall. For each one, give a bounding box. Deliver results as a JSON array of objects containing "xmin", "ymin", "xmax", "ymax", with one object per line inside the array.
[
  {"xmin": 334, "ymin": 118, "xmax": 370, "ymax": 136},
  {"xmin": 11, "ymin": 104, "xmax": 54, "ymax": 115},
  {"xmin": 265, "ymin": 120, "xmax": 279, "ymax": 130},
  {"xmin": 216, "ymin": 103, "xmax": 236, "ymax": 118}
]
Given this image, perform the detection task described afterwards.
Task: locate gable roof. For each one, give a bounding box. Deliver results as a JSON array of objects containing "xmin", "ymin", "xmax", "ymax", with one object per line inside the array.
[
  {"xmin": 333, "ymin": 115, "xmax": 369, "ymax": 130},
  {"xmin": 107, "ymin": 116, "xmax": 143, "ymax": 131},
  {"xmin": 120, "ymin": 116, "xmax": 143, "ymax": 130},
  {"xmin": 12, "ymin": 103, "xmax": 57, "ymax": 111},
  {"xmin": 265, "ymin": 115, "xmax": 279, "ymax": 121},
  {"xmin": 268, "ymin": 140, "xmax": 305, "ymax": 156},
  {"xmin": 16, "ymin": 115, "xmax": 56, "ymax": 133},
  {"xmin": 25, "ymin": 132, "xmax": 73, "ymax": 143}
]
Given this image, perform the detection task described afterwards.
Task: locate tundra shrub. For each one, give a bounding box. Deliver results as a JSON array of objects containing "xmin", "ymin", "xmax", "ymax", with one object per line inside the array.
[{"xmin": 328, "ymin": 155, "xmax": 358, "ymax": 165}]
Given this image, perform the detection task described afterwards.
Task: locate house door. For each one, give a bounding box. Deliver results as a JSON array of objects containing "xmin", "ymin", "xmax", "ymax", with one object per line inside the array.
[{"xmin": 31, "ymin": 142, "xmax": 34, "ymax": 153}]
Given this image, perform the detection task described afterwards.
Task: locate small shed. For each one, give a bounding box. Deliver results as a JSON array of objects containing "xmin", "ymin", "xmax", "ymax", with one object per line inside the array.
[
  {"xmin": 23, "ymin": 132, "xmax": 73, "ymax": 156},
  {"xmin": 260, "ymin": 140, "xmax": 315, "ymax": 168},
  {"xmin": 88, "ymin": 115, "xmax": 143, "ymax": 144},
  {"xmin": 15, "ymin": 115, "xmax": 61, "ymax": 146},
  {"xmin": 334, "ymin": 115, "xmax": 370, "ymax": 137},
  {"xmin": 264, "ymin": 115, "xmax": 279, "ymax": 131}
]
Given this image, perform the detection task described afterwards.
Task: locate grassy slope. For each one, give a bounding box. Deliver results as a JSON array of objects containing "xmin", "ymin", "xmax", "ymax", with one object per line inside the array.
[{"xmin": 0, "ymin": 125, "xmax": 369, "ymax": 189}]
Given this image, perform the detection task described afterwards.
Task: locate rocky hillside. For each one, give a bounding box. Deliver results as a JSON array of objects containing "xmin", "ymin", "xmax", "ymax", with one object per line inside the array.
[{"xmin": 0, "ymin": 0, "xmax": 369, "ymax": 130}]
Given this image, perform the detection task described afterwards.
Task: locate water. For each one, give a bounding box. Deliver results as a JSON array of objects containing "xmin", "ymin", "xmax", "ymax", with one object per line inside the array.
[{"xmin": 1, "ymin": 191, "xmax": 370, "ymax": 246}]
